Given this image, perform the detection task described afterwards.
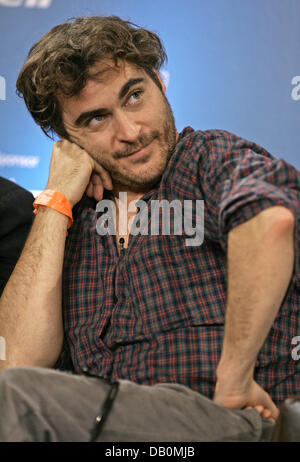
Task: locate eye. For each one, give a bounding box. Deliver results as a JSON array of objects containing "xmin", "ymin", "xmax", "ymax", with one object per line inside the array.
[
  {"xmin": 126, "ymin": 90, "xmax": 143, "ymax": 105},
  {"xmin": 87, "ymin": 114, "xmax": 106, "ymax": 128}
]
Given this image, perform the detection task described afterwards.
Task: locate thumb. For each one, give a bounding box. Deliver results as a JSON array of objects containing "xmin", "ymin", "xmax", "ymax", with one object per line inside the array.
[{"xmin": 260, "ymin": 391, "xmax": 279, "ymax": 420}]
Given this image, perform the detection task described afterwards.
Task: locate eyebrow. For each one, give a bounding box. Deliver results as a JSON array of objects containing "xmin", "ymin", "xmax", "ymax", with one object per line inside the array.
[{"xmin": 74, "ymin": 77, "xmax": 145, "ymax": 126}]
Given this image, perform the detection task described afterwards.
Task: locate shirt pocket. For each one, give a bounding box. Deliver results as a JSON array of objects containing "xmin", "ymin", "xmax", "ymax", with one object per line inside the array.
[{"xmin": 127, "ymin": 233, "xmax": 226, "ymax": 337}]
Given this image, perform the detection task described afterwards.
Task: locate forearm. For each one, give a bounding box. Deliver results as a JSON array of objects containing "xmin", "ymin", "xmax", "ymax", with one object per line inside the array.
[
  {"xmin": 217, "ymin": 206, "xmax": 295, "ymax": 384},
  {"xmin": 0, "ymin": 139, "xmax": 113, "ymax": 371},
  {"xmin": 0, "ymin": 206, "xmax": 69, "ymax": 369}
]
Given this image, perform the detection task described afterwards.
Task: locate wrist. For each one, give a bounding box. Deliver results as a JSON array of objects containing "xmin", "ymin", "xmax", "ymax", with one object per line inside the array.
[
  {"xmin": 216, "ymin": 355, "xmax": 255, "ymax": 387},
  {"xmin": 33, "ymin": 189, "xmax": 73, "ymax": 229},
  {"xmin": 34, "ymin": 204, "xmax": 69, "ymax": 223},
  {"xmin": 45, "ymin": 184, "xmax": 75, "ymax": 207}
]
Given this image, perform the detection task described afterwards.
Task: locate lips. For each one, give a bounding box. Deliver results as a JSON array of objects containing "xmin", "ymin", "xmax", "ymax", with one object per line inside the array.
[{"xmin": 122, "ymin": 140, "xmax": 153, "ymax": 161}]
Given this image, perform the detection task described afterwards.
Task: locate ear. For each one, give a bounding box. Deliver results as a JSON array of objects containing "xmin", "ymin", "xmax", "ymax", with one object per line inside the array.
[{"xmin": 153, "ymin": 69, "xmax": 166, "ymax": 94}]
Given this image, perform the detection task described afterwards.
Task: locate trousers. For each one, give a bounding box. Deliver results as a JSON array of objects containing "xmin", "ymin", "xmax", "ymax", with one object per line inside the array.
[{"xmin": 0, "ymin": 366, "xmax": 274, "ymax": 442}]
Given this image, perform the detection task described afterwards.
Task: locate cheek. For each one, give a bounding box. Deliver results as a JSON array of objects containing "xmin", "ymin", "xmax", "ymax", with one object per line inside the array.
[
  {"xmin": 66, "ymin": 134, "xmax": 89, "ymax": 151},
  {"xmin": 85, "ymin": 140, "xmax": 114, "ymax": 167},
  {"xmin": 80, "ymin": 134, "xmax": 107, "ymax": 156}
]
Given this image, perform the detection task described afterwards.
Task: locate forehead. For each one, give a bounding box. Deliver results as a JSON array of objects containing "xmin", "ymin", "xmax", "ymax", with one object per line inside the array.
[{"xmin": 59, "ymin": 59, "xmax": 147, "ymax": 119}]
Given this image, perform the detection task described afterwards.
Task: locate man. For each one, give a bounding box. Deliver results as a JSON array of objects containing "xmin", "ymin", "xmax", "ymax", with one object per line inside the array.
[
  {"xmin": 0, "ymin": 177, "xmax": 34, "ymax": 296},
  {"xmin": 0, "ymin": 16, "xmax": 299, "ymax": 442}
]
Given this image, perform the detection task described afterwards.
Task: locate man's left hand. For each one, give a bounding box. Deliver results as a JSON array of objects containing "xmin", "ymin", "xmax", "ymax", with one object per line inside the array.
[{"xmin": 213, "ymin": 378, "xmax": 279, "ymax": 423}]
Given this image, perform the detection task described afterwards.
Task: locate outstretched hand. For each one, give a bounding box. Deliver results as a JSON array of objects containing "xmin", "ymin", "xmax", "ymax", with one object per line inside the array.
[{"xmin": 213, "ymin": 377, "xmax": 279, "ymax": 423}]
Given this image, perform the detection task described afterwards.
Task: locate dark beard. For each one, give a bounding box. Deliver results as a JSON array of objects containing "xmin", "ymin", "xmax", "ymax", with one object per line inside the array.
[{"xmin": 107, "ymin": 94, "xmax": 177, "ymax": 192}]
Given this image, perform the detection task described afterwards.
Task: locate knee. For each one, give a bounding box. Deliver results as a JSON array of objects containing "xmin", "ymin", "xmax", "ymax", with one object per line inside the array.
[
  {"xmin": 0, "ymin": 367, "xmax": 44, "ymax": 441},
  {"xmin": 0, "ymin": 366, "xmax": 39, "ymax": 399}
]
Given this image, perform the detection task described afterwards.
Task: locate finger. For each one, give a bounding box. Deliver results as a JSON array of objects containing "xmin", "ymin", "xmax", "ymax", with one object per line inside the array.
[
  {"xmin": 85, "ymin": 181, "xmax": 94, "ymax": 198},
  {"xmin": 93, "ymin": 183, "xmax": 104, "ymax": 201},
  {"xmin": 262, "ymin": 409, "xmax": 272, "ymax": 419},
  {"xmin": 272, "ymin": 408, "xmax": 279, "ymax": 421},
  {"xmin": 254, "ymin": 405, "xmax": 264, "ymax": 414},
  {"xmin": 262, "ymin": 410, "xmax": 276, "ymax": 423},
  {"xmin": 91, "ymin": 173, "xmax": 101, "ymax": 185},
  {"xmin": 249, "ymin": 405, "xmax": 275, "ymax": 422},
  {"xmin": 93, "ymin": 162, "xmax": 113, "ymax": 190},
  {"xmin": 90, "ymin": 172, "xmax": 105, "ymax": 200},
  {"xmin": 99, "ymin": 170, "xmax": 113, "ymax": 191},
  {"xmin": 261, "ymin": 394, "xmax": 280, "ymax": 420}
]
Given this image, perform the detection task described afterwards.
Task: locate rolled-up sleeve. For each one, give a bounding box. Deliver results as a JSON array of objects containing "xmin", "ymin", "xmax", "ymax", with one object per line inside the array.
[{"xmin": 197, "ymin": 131, "xmax": 300, "ymax": 273}]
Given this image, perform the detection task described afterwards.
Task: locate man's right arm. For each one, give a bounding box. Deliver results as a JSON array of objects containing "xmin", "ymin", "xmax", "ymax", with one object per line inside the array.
[
  {"xmin": 0, "ymin": 140, "xmax": 112, "ymax": 370},
  {"xmin": 0, "ymin": 206, "xmax": 68, "ymax": 369}
]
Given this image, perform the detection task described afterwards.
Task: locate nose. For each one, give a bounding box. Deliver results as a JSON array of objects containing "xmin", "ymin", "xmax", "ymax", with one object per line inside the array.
[{"xmin": 113, "ymin": 110, "xmax": 141, "ymax": 144}]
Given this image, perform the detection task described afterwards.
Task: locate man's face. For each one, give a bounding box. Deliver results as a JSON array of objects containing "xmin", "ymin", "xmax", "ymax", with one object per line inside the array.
[{"xmin": 59, "ymin": 59, "xmax": 178, "ymax": 193}]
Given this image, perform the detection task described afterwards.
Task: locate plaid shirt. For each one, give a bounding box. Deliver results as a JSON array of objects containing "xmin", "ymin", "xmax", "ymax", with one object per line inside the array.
[{"xmin": 57, "ymin": 126, "xmax": 300, "ymax": 406}]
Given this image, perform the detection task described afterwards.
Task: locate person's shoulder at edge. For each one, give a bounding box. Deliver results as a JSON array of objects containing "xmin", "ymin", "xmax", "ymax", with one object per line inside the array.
[
  {"xmin": 0, "ymin": 176, "xmax": 34, "ymax": 207},
  {"xmin": 0, "ymin": 177, "xmax": 35, "ymax": 296}
]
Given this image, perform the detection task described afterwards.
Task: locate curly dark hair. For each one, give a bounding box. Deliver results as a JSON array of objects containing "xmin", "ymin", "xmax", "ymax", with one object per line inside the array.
[{"xmin": 16, "ymin": 16, "xmax": 167, "ymax": 140}]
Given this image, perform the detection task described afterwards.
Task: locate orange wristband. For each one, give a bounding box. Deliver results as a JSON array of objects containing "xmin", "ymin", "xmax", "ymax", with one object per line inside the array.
[{"xmin": 33, "ymin": 189, "xmax": 73, "ymax": 229}]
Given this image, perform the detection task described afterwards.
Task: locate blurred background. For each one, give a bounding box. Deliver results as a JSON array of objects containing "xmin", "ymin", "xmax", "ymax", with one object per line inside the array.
[{"xmin": 0, "ymin": 0, "xmax": 299, "ymax": 196}]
